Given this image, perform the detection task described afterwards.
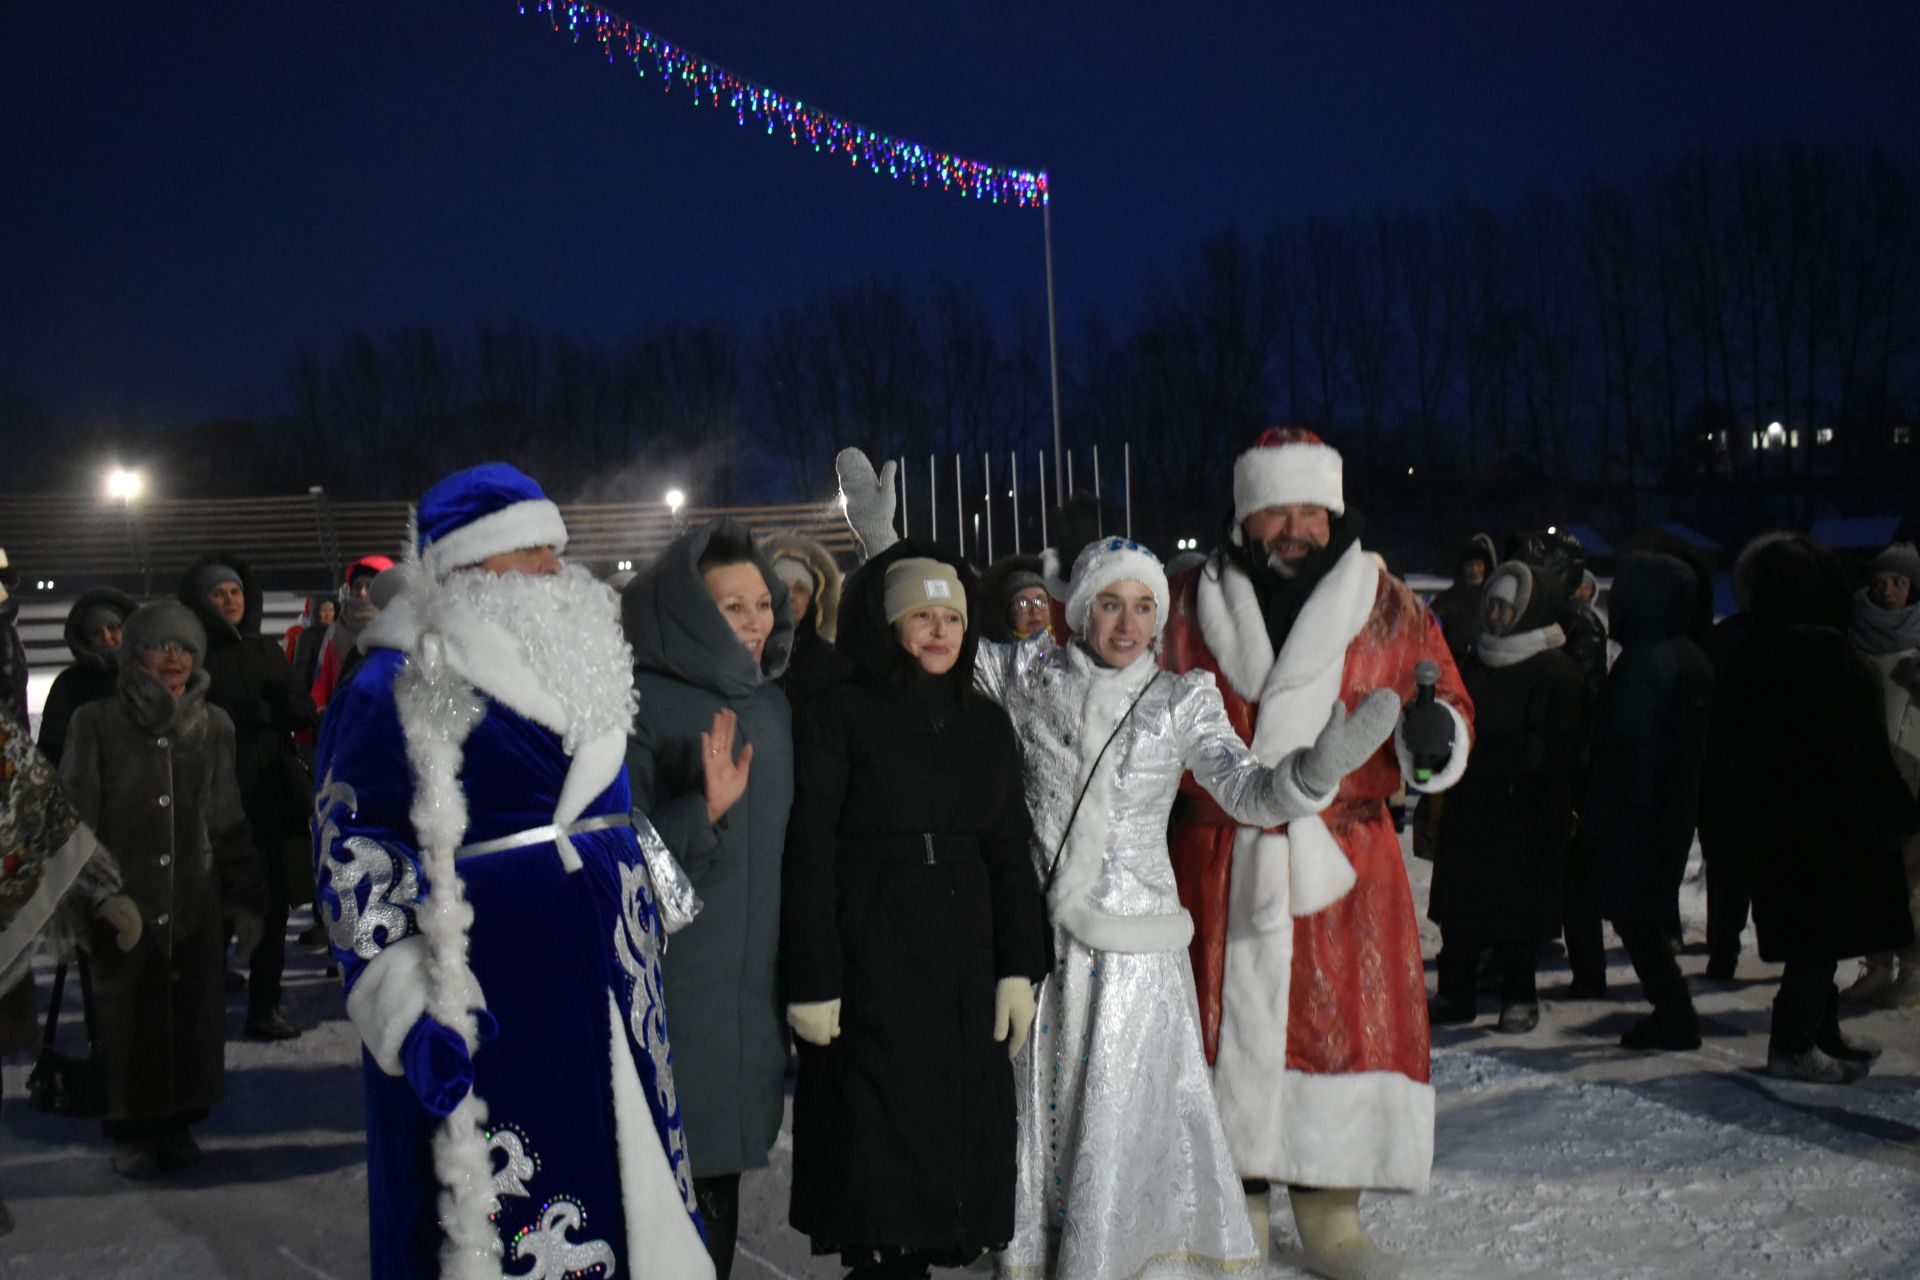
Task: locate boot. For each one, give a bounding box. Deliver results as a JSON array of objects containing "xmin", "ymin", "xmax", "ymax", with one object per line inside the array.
[
  {"xmin": 1290, "ymin": 1187, "xmax": 1407, "ymax": 1280},
  {"xmin": 111, "ymin": 1141, "xmax": 163, "ymax": 1180},
  {"xmin": 1244, "ymin": 1186, "xmax": 1271, "ymax": 1270},
  {"xmin": 1426, "ymin": 993, "xmax": 1476, "ymax": 1026},
  {"xmin": 1817, "ymin": 991, "xmax": 1882, "ymax": 1064},
  {"xmin": 1840, "ymin": 957, "xmax": 1894, "ymax": 1005},
  {"xmin": 1495, "ymin": 1001, "xmax": 1539, "ymax": 1034},
  {"xmin": 1766, "ymin": 1045, "xmax": 1867, "ymax": 1084},
  {"xmin": 1703, "ymin": 950, "xmax": 1739, "ymax": 982},
  {"xmin": 1620, "ymin": 1004, "xmax": 1701, "ymax": 1051},
  {"xmin": 157, "ymin": 1129, "xmax": 203, "ymax": 1171}
]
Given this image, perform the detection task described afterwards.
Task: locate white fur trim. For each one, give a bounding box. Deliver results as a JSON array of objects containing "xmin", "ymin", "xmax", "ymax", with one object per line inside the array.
[
  {"xmin": 1055, "ymin": 902, "xmax": 1195, "ymax": 954},
  {"xmin": 552, "ymin": 729, "xmax": 630, "ymax": 869},
  {"xmin": 1195, "ymin": 559, "xmax": 1275, "ymax": 703},
  {"xmin": 1288, "ymin": 815, "xmax": 1359, "ymax": 918},
  {"xmin": 608, "ymin": 993, "xmax": 715, "ymax": 1280},
  {"xmin": 1040, "ymin": 546, "xmax": 1071, "ymax": 603},
  {"xmin": 345, "ymin": 937, "xmax": 432, "ymax": 1076},
  {"xmin": 1066, "ymin": 543, "xmax": 1170, "ymax": 639},
  {"xmin": 1233, "ymin": 442, "xmax": 1345, "ymax": 525},
  {"xmin": 1215, "ymin": 828, "xmax": 1294, "ymax": 1168},
  {"xmin": 1394, "ymin": 699, "xmax": 1471, "ymax": 794},
  {"xmin": 422, "ymin": 499, "xmax": 568, "ymax": 578},
  {"xmin": 1228, "ymin": 1069, "xmax": 1434, "ymax": 1194},
  {"xmin": 440, "ymin": 612, "xmax": 569, "ymax": 736}
]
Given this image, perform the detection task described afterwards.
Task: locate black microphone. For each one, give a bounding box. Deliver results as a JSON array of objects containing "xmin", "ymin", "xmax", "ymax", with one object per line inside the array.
[{"xmin": 1407, "ymin": 659, "xmax": 1450, "ymax": 783}]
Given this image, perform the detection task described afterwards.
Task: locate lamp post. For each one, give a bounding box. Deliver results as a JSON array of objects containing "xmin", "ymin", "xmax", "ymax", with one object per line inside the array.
[
  {"xmin": 665, "ymin": 488, "xmax": 687, "ymax": 539},
  {"xmin": 105, "ymin": 468, "xmax": 148, "ymax": 595}
]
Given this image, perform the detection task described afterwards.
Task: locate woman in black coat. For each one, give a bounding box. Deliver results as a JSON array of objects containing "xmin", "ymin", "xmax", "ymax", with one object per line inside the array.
[
  {"xmin": 37, "ymin": 586, "xmax": 140, "ymax": 766},
  {"xmin": 1428, "ymin": 561, "xmax": 1587, "ymax": 1033},
  {"xmin": 781, "ymin": 540, "xmax": 1046, "ymax": 1280},
  {"xmin": 1727, "ymin": 536, "xmax": 1917, "ymax": 1082}
]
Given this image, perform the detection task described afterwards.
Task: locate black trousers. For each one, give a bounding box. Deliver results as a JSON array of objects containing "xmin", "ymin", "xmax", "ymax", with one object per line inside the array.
[
  {"xmin": 1617, "ymin": 921, "xmax": 1695, "ymax": 1018},
  {"xmin": 1565, "ymin": 907, "xmax": 1608, "ymax": 987},
  {"xmin": 246, "ymin": 844, "xmax": 289, "ymax": 1019},
  {"xmin": 1703, "ymin": 838, "xmax": 1752, "ymax": 963},
  {"xmin": 102, "ymin": 1110, "xmax": 202, "ymax": 1143},
  {"xmin": 1771, "ymin": 959, "xmax": 1839, "ymax": 1056},
  {"xmin": 693, "ymin": 1173, "xmax": 741, "ymax": 1280},
  {"xmin": 1438, "ymin": 930, "xmax": 1538, "ymax": 1007}
]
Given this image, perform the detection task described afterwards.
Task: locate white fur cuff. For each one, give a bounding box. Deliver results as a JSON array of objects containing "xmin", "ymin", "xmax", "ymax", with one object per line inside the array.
[
  {"xmin": 346, "ymin": 934, "xmax": 432, "ymax": 1076},
  {"xmin": 1288, "ymin": 816, "xmax": 1358, "ymax": 917},
  {"xmin": 1395, "ymin": 700, "xmax": 1472, "ymax": 794},
  {"xmin": 1057, "ymin": 902, "xmax": 1195, "ymax": 954},
  {"xmin": 423, "ymin": 499, "xmax": 569, "ymax": 578}
]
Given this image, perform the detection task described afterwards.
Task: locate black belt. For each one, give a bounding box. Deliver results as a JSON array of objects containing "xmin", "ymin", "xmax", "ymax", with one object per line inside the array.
[{"xmin": 845, "ymin": 833, "xmax": 983, "ymax": 865}]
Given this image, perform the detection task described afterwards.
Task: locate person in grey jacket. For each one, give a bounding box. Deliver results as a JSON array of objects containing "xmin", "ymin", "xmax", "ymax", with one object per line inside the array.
[
  {"xmin": 59, "ymin": 601, "xmax": 265, "ymax": 1178},
  {"xmin": 622, "ymin": 519, "xmax": 795, "ymax": 1280}
]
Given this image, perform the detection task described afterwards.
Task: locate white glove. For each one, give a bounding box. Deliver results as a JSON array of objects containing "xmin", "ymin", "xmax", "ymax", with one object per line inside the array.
[
  {"xmin": 1291, "ymin": 690, "xmax": 1402, "ymax": 798},
  {"xmin": 993, "ymin": 977, "xmax": 1037, "ymax": 1059},
  {"xmin": 786, "ymin": 998, "xmax": 842, "ymax": 1047},
  {"xmin": 835, "ymin": 448, "xmax": 900, "ymax": 562},
  {"xmin": 96, "ymin": 894, "xmax": 143, "ymax": 952}
]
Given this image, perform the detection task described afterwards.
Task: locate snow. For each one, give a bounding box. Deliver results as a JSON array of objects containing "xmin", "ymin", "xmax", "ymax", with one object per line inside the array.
[{"xmin": 6, "ymin": 839, "xmax": 1920, "ymax": 1280}]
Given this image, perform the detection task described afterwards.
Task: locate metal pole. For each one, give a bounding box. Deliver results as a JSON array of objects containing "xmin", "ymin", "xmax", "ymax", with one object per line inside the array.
[
  {"xmin": 954, "ymin": 455, "xmax": 964, "ymax": 559},
  {"xmin": 1038, "ymin": 451, "xmax": 1049, "ymax": 549},
  {"xmin": 1011, "ymin": 452, "xmax": 1023, "ymax": 555},
  {"xmin": 929, "ymin": 455, "xmax": 938, "ymax": 551},
  {"xmin": 1124, "ymin": 442, "xmax": 1133, "ymax": 539},
  {"xmin": 1044, "ymin": 196, "xmax": 1066, "ymax": 508},
  {"xmin": 984, "ymin": 452, "xmax": 994, "ymax": 563},
  {"xmin": 1067, "ymin": 450, "xmax": 1075, "ymax": 498},
  {"xmin": 1093, "ymin": 444, "xmax": 1102, "ymax": 503},
  {"xmin": 899, "ymin": 456, "xmax": 909, "ymax": 541}
]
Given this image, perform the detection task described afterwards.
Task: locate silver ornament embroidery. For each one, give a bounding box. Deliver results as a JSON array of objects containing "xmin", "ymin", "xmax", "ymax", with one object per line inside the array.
[
  {"xmin": 508, "ymin": 1202, "xmax": 616, "ymax": 1279},
  {"xmin": 612, "ymin": 862, "xmax": 699, "ymax": 1217},
  {"xmin": 488, "ymin": 1128, "xmax": 536, "ymax": 1200},
  {"xmin": 314, "ymin": 770, "xmax": 421, "ymax": 959}
]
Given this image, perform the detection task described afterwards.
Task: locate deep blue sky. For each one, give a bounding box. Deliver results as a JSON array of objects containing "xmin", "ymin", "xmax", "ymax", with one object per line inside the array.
[{"xmin": 4, "ymin": 1, "xmax": 1916, "ymax": 426}]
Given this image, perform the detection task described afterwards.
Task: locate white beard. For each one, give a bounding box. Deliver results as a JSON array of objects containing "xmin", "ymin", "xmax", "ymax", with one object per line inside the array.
[{"xmin": 441, "ymin": 562, "xmax": 638, "ymax": 754}]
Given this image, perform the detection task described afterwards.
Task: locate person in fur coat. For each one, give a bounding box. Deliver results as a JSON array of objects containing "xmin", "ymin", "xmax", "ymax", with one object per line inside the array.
[
  {"xmin": 1162, "ymin": 428, "xmax": 1473, "ymax": 1280},
  {"xmin": 312, "ymin": 463, "xmax": 711, "ymax": 1280},
  {"xmin": 1428, "ymin": 562, "xmax": 1587, "ymax": 1034}
]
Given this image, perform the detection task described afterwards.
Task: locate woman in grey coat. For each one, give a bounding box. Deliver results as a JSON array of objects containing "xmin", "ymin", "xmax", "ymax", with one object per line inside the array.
[
  {"xmin": 623, "ymin": 519, "xmax": 796, "ymax": 1280},
  {"xmin": 59, "ymin": 601, "xmax": 265, "ymax": 1178}
]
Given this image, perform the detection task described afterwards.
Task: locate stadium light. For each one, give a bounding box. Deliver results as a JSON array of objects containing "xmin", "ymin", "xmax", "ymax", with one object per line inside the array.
[{"xmin": 105, "ymin": 467, "xmax": 143, "ymax": 501}]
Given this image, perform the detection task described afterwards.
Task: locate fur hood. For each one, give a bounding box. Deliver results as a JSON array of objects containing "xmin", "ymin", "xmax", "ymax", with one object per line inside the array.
[
  {"xmin": 63, "ymin": 586, "xmax": 140, "ymax": 669},
  {"xmin": 758, "ymin": 530, "xmax": 843, "ymax": 644},
  {"xmin": 177, "ymin": 551, "xmax": 264, "ymax": 640}
]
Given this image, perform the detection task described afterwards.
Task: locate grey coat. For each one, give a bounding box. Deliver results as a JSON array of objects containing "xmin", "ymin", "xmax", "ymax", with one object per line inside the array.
[
  {"xmin": 60, "ymin": 663, "xmax": 261, "ymax": 1122},
  {"xmin": 623, "ymin": 518, "xmax": 796, "ymax": 1177}
]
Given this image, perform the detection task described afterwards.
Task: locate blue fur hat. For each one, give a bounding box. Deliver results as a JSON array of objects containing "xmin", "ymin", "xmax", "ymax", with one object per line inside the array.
[{"xmin": 416, "ymin": 462, "xmax": 568, "ymax": 576}]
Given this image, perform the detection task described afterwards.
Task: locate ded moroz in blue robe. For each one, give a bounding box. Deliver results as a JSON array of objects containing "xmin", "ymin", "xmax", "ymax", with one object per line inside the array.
[{"xmin": 314, "ymin": 637, "xmax": 712, "ymax": 1280}]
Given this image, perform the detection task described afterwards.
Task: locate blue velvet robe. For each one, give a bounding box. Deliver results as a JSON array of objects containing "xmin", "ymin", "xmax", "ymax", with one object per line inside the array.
[{"xmin": 314, "ymin": 647, "xmax": 705, "ymax": 1279}]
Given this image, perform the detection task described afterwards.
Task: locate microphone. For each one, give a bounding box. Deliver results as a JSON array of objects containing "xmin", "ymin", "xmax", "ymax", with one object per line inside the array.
[{"xmin": 1407, "ymin": 659, "xmax": 1451, "ymax": 783}]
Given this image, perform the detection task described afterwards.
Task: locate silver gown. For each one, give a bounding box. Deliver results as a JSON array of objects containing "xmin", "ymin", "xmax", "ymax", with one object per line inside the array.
[{"xmin": 977, "ymin": 639, "xmax": 1294, "ymax": 1280}]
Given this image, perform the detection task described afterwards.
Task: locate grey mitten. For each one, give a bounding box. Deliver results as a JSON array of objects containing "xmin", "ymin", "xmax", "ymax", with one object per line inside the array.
[
  {"xmin": 1293, "ymin": 689, "xmax": 1402, "ymax": 798},
  {"xmin": 835, "ymin": 447, "xmax": 900, "ymax": 561}
]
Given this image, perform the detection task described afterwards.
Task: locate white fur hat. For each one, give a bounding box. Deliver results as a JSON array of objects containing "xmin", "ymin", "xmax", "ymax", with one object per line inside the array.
[
  {"xmin": 1231, "ymin": 427, "xmax": 1345, "ymax": 542},
  {"xmin": 1067, "ymin": 537, "xmax": 1171, "ymax": 639}
]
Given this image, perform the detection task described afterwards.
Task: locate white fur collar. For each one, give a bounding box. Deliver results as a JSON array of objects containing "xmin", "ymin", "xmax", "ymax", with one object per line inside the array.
[
  {"xmin": 1475, "ymin": 623, "xmax": 1567, "ymax": 669},
  {"xmin": 1196, "ymin": 541, "xmax": 1378, "ymax": 704}
]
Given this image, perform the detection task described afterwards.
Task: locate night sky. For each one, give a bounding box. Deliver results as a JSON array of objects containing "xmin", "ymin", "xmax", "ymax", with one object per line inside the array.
[{"xmin": 4, "ymin": 1, "xmax": 1916, "ymax": 427}]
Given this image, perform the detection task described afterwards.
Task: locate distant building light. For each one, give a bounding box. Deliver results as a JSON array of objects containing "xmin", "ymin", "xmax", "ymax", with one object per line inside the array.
[
  {"xmin": 1816, "ymin": 427, "xmax": 1833, "ymax": 446},
  {"xmin": 1897, "ymin": 426, "xmax": 1914, "ymax": 446},
  {"xmin": 1789, "ymin": 429, "xmax": 1801, "ymax": 448}
]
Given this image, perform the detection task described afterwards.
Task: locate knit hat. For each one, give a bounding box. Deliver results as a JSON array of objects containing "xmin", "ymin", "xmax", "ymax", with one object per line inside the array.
[
  {"xmin": 1872, "ymin": 542, "xmax": 1920, "ymax": 585},
  {"xmin": 76, "ymin": 600, "xmax": 128, "ymax": 636},
  {"xmin": 190, "ymin": 562, "xmax": 242, "ymax": 602},
  {"xmin": 416, "ymin": 462, "xmax": 568, "ymax": 578},
  {"xmin": 1066, "ymin": 536, "xmax": 1171, "ymax": 639},
  {"xmin": 120, "ymin": 600, "xmax": 207, "ymax": 666},
  {"xmin": 1231, "ymin": 427, "xmax": 1345, "ymax": 543},
  {"xmin": 771, "ymin": 555, "xmax": 817, "ymax": 594},
  {"xmin": 883, "ymin": 558, "xmax": 968, "ymax": 627},
  {"xmin": 999, "ymin": 568, "xmax": 1047, "ymax": 599}
]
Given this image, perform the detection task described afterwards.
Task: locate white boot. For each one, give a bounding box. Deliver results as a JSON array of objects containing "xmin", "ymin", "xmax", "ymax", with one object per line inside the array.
[
  {"xmin": 1245, "ymin": 1187, "xmax": 1271, "ymax": 1271},
  {"xmin": 1289, "ymin": 1187, "xmax": 1407, "ymax": 1280},
  {"xmin": 1840, "ymin": 956, "xmax": 1894, "ymax": 1005}
]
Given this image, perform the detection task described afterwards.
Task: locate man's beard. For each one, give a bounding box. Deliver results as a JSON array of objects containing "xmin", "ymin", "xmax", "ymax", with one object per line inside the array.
[
  {"xmin": 1264, "ymin": 539, "xmax": 1319, "ymax": 579},
  {"xmin": 443, "ymin": 562, "xmax": 639, "ymax": 752}
]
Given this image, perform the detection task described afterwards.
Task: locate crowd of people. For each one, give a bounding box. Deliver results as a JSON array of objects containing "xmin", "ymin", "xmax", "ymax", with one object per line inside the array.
[{"xmin": 0, "ymin": 430, "xmax": 1913, "ymax": 1280}]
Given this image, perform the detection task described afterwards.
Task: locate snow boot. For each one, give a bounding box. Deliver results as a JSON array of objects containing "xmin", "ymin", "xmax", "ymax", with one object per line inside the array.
[
  {"xmin": 1818, "ymin": 993, "xmax": 1883, "ymax": 1064},
  {"xmin": 158, "ymin": 1129, "xmax": 203, "ymax": 1171},
  {"xmin": 1620, "ymin": 1005, "xmax": 1701, "ymax": 1051},
  {"xmin": 1245, "ymin": 1186, "xmax": 1272, "ymax": 1269},
  {"xmin": 1704, "ymin": 951, "xmax": 1739, "ymax": 982},
  {"xmin": 1427, "ymin": 993, "xmax": 1476, "ymax": 1026},
  {"xmin": 1840, "ymin": 957, "xmax": 1894, "ymax": 1006},
  {"xmin": 1562, "ymin": 976, "xmax": 1609, "ymax": 1000},
  {"xmin": 1290, "ymin": 1187, "xmax": 1407, "ymax": 1280},
  {"xmin": 111, "ymin": 1141, "xmax": 163, "ymax": 1179},
  {"xmin": 1766, "ymin": 1045, "xmax": 1866, "ymax": 1084},
  {"xmin": 1495, "ymin": 1001, "xmax": 1540, "ymax": 1034}
]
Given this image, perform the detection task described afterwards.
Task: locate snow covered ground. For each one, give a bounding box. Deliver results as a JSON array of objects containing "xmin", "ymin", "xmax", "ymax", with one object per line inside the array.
[{"xmin": 5, "ymin": 841, "xmax": 1919, "ymax": 1280}]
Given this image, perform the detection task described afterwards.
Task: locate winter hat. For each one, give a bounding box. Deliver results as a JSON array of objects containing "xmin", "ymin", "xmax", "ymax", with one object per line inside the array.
[
  {"xmin": 1231, "ymin": 427, "xmax": 1345, "ymax": 543},
  {"xmin": 771, "ymin": 555, "xmax": 817, "ymax": 594},
  {"xmin": 120, "ymin": 600, "xmax": 206, "ymax": 666},
  {"xmin": 883, "ymin": 558, "xmax": 968, "ymax": 627},
  {"xmin": 346, "ymin": 554, "xmax": 395, "ymax": 588},
  {"xmin": 416, "ymin": 462, "xmax": 568, "ymax": 578},
  {"xmin": 999, "ymin": 568, "xmax": 1047, "ymax": 599},
  {"xmin": 1480, "ymin": 562, "xmax": 1531, "ymax": 630},
  {"xmin": 1066, "ymin": 536, "xmax": 1170, "ymax": 639},
  {"xmin": 1872, "ymin": 542, "xmax": 1920, "ymax": 585},
  {"xmin": 76, "ymin": 600, "xmax": 127, "ymax": 636},
  {"xmin": 190, "ymin": 562, "xmax": 242, "ymax": 602}
]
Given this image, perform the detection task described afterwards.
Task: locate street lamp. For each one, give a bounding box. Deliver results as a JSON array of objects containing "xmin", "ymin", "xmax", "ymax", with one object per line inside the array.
[
  {"xmin": 106, "ymin": 468, "xmax": 143, "ymax": 501},
  {"xmin": 105, "ymin": 467, "xmax": 150, "ymax": 594}
]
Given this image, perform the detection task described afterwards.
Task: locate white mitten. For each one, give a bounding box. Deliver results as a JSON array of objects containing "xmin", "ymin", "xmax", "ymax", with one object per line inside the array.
[
  {"xmin": 786, "ymin": 998, "xmax": 842, "ymax": 1047},
  {"xmin": 835, "ymin": 447, "xmax": 900, "ymax": 561},
  {"xmin": 96, "ymin": 894, "xmax": 143, "ymax": 952},
  {"xmin": 993, "ymin": 977, "xmax": 1037, "ymax": 1059},
  {"xmin": 1291, "ymin": 690, "xmax": 1402, "ymax": 798}
]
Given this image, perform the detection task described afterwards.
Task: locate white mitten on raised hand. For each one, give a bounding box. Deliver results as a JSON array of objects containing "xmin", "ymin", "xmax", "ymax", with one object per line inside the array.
[
  {"xmin": 1290, "ymin": 690, "xmax": 1402, "ymax": 799},
  {"xmin": 835, "ymin": 447, "xmax": 901, "ymax": 561},
  {"xmin": 786, "ymin": 998, "xmax": 842, "ymax": 1047},
  {"xmin": 993, "ymin": 977, "xmax": 1037, "ymax": 1059},
  {"xmin": 96, "ymin": 894, "xmax": 143, "ymax": 952}
]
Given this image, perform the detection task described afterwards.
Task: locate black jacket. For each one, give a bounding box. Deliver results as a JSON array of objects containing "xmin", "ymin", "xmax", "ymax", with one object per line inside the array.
[
  {"xmin": 781, "ymin": 539, "xmax": 1044, "ymax": 1256},
  {"xmin": 177, "ymin": 554, "xmax": 316, "ymax": 841},
  {"xmin": 36, "ymin": 586, "xmax": 141, "ymax": 766},
  {"xmin": 1430, "ymin": 564, "xmax": 1589, "ymax": 940},
  {"xmin": 1579, "ymin": 553, "xmax": 1714, "ymax": 925},
  {"xmin": 1728, "ymin": 537, "xmax": 1916, "ymax": 963},
  {"xmin": 0, "ymin": 596, "xmax": 25, "ymax": 724}
]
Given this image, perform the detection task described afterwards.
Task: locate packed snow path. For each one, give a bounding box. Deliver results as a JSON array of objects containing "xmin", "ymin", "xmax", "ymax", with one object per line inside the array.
[{"xmin": 4, "ymin": 843, "xmax": 1918, "ymax": 1280}]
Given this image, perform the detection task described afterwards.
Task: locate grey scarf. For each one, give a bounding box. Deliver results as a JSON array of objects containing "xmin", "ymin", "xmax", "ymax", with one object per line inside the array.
[{"xmin": 1849, "ymin": 590, "xmax": 1920, "ymax": 657}]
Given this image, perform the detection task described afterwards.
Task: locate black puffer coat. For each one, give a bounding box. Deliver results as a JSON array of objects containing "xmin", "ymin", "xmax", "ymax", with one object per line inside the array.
[
  {"xmin": 1429, "ymin": 563, "xmax": 1588, "ymax": 940},
  {"xmin": 1729, "ymin": 537, "xmax": 1916, "ymax": 963},
  {"xmin": 781, "ymin": 539, "xmax": 1045, "ymax": 1258},
  {"xmin": 1578, "ymin": 553, "xmax": 1714, "ymax": 926},
  {"xmin": 37, "ymin": 586, "xmax": 141, "ymax": 766},
  {"xmin": 177, "ymin": 555, "xmax": 316, "ymax": 843}
]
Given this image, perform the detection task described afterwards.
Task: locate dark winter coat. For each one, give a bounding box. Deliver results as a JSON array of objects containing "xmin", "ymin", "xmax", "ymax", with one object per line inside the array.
[
  {"xmin": 0, "ymin": 595, "xmax": 25, "ymax": 724},
  {"xmin": 1429, "ymin": 565, "xmax": 1588, "ymax": 941},
  {"xmin": 37, "ymin": 586, "xmax": 141, "ymax": 766},
  {"xmin": 1579, "ymin": 553, "xmax": 1715, "ymax": 925},
  {"xmin": 1728, "ymin": 537, "xmax": 1916, "ymax": 964},
  {"xmin": 781, "ymin": 539, "xmax": 1045, "ymax": 1257},
  {"xmin": 623, "ymin": 518, "xmax": 796, "ymax": 1178},
  {"xmin": 177, "ymin": 554, "xmax": 316, "ymax": 843},
  {"xmin": 60, "ymin": 658, "xmax": 261, "ymax": 1122},
  {"xmin": 1430, "ymin": 534, "xmax": 1497, "ymax": 665},
  {"xmin": 759, "ymin": 531, "xmax": 850, "ymax": 712}
]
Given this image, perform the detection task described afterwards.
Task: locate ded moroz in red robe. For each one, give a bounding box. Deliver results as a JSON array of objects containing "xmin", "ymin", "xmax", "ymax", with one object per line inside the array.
[{"xmin": 1164, "ymin": 542, "xmax": 1473, "ymax": 1193}]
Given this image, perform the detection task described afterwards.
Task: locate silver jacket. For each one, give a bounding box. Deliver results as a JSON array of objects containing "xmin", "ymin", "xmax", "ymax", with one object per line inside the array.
[{"xmin": 977, "ymin": 638, "xmax": 1309, "ymax": 954}]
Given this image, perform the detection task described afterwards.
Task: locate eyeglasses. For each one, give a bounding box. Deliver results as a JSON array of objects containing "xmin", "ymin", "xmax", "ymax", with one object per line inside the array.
[
  {"xmin": 1009, "ymin": 598, "xmax": 1050, "ymax": 614},
  {"xmin": 146, "ymin": 641, "xmax": 194, "ymax": 658}
]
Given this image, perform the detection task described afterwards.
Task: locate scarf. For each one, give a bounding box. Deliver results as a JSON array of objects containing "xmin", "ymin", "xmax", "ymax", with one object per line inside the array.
[
  {"xmin": 1849, "ymin": 589, "xmax": 1920, "ymax": 657},
  {"xmin": 1475, "ymin": 623, "xmax": 1567, "ymax": 669},
  {"xmin": 1228, "ymin": 509, "xmax": 1366, "ymax": 654}
]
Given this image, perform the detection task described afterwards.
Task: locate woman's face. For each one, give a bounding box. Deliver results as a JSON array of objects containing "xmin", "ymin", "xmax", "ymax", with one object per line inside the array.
[
  {"xmin": 1871, "ymin": 572, "xmax": 1913, "ymax": 610},
  {"xmin": 316, "ymin": 600, "xmax": 337, "ymax": 625},
  {"xmin": 786, "ymin": 577, "xmax": 815, "ymax": 625},
  {"xmin": 207, "ymin": 581, "xmax": 245, "ymax": 625},
  {"xmin": 141, "ymin": 642, "xmax": 194, "ymax": 698},
  {"xmin": 1085, "ymin": 580, "xmax": 1157, "ymax": 669},
  {"xmin": 895, "ymin": 607, "xmax": 966, "ymax": 676},
  {"xmin": 1006, "ymin": 586, "xmax": 1050, "ymax": 637},
  {"xmin": 1486, "ymin": 597, "xmax": 1518, "ymax": 636},
  {"xmin": 704, "ymin": 561, "xmax": 775, "ymax": 663}
]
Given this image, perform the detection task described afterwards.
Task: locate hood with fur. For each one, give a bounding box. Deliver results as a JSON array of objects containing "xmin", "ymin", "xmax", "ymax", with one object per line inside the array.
[
  {"xmin": 63, "ymin": 586, "xmax": 141, "ymax": 669},
  {"xmin": 758, "ymin": 530, "xmax": 843, "ymax": 644},
  {"xmin": 177, "ymin": 551, "xmax": 263, "ymax": 640}
]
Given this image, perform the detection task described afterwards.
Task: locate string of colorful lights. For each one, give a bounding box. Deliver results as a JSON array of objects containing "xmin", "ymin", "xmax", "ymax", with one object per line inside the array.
[{"xmin": 520, "ymin": 2, "xmax": 1048, "ymax": 208}]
